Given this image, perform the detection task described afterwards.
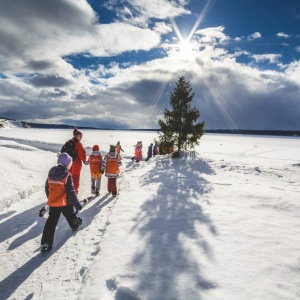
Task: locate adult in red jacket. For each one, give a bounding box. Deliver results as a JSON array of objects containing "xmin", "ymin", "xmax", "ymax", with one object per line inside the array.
[{"xmin": 69, "ymin": 127, "xmax": 87, "ymax": 194}]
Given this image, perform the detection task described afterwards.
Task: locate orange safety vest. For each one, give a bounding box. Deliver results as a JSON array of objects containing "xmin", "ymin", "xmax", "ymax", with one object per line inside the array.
[
  {"xmin": 106, "ymin": 155, "xmax": 120, "ymax": 175},
  {"xmin": 116, "ymin": 145, "xmax": 121, "ymax": 153},
  {"xmin": 90, "ymin": 154, "xmax": 102, "ymax": 179},
  {"xmin": 47, "ymin": 175, "xmax": 68, "ymax": 207}
]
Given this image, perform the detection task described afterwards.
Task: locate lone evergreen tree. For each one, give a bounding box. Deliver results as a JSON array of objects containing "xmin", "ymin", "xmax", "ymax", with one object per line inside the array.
[{"xmin": 158, "ymin": 76, "xmax": 205, "ymax": 157}]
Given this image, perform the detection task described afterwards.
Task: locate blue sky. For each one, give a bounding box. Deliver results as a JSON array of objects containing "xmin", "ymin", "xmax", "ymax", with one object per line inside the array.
[{"xmin": 0, "ymin": 0, "xmax": 299, "ymax": 130}]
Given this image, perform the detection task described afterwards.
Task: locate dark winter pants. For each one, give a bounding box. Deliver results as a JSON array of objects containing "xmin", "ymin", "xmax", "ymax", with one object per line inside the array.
[
  {"xmin": 107, "ymin": 178, "xmax": 117, "ymax": 196},
  {"xmin": 41, "ymin": 206, "xmax": 79, "ymax": 247}
]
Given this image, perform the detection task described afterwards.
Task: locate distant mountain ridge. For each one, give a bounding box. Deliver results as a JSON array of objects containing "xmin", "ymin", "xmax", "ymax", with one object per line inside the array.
[{"xmin": 0, "ymin": 117, "xmax": 299, "ymax": 136}]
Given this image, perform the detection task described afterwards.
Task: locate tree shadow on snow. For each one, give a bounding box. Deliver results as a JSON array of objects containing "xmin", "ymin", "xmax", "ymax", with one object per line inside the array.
[{"xmin": 129, "ymin": 151, "xmax": 218, "ymax": 299}]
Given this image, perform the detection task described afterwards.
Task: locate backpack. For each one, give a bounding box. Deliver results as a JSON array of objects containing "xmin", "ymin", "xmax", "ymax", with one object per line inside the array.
[{"xmin": 61, "ymin": 139, "xmax": 77, "ymax": 160}]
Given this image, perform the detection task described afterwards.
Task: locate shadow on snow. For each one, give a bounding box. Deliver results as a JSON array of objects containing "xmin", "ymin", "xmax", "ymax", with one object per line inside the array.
[
  {"xmin": 128, "ymin": 151, "xmax": 218, "ymax": 299},
  {"xmin": 0, "ymin": 194, "xmax": 114, "ymax": 299}
]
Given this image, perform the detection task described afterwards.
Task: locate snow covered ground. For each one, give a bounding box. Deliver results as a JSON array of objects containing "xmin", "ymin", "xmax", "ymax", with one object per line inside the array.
[{"xmin": 0, "ymin": 128, "xmax": 300, "ymax": 300}]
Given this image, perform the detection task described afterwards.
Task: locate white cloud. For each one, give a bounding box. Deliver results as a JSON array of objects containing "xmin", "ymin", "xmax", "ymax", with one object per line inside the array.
[
  {"xmin": 153, "ymin": 22, "xmax": 173, "ymax": 35},
  {"xmin": 252, "ymin": 54, "xmax": 282, "ymax": 64},
  {"xmin": 0, "ymin": 0, "xmax": 161, "ymax": 75},
  {"xmin": 90, "ymin": 23, "xmax": 161, "ymax": 56},
  {"xmin": 276, "ymin": 32, "xmax": 291, "ymax": 38},
  {"xmin": 195, "ymin": 26, "xmax": 229, "ymax": 44},
  {"xmin": 247, "ymin": 32, "xmax": 262, "ymax": 40},
  {"xmin": 285, "ymin": 61, "xmax": 300, "ymax": 84},
  {"xmin": 105, "ymin": 0, "xmax": 190, "ymax": 26},
  {"xmin": 295, "ymin": 46, "xmax": 300, "ymax": 53}
]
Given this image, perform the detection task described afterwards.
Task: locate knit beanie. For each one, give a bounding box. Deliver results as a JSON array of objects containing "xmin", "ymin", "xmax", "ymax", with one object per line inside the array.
[
  {"xmin": 92, "ymin": 145, "xmax": 99, "ymax": 151},
  {"xmin": 57, "ymin": 152, "xmax": 73, "ymax": 169},
  {"xmin": 73, "ymin": 127, "xmax": 82, "ymax": 136},
  {"xmin": 109, "ymin": 145, "xmax": 116, "ymax": 152}
]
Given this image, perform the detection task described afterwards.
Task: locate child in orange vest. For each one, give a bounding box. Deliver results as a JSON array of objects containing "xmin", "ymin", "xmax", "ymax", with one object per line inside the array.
[
  {"xmin": 115, "ymin": 141, "xmax": 124, "ymax": 156},
  {"xmin": 41, "ymin": 152, "xmax": 83, "ymax": 252},
  {"xmin": 86, "ymin": 145, "xmax": 103, "ymax": 196},
  {"xmin": 101, "ymin": 145, "xmax": 122, "ymax": 197}
]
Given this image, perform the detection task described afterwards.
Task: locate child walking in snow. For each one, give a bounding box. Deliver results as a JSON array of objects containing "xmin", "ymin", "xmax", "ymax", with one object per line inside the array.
[
  {"xmin": 41, "ymin": 152, "xmax": 83, "ymax": 253},
  {"xmin": 101, "ymin": 145, "xmax": 122, "ymax": 197},
  {"xmin": 132, "ymin": 141, "xmax": 143, "ymax": 162},
  {"xmin": 86, "ymin": 145, "xmax": 103, "ymax": 196},
  {"xmin": 115, "ymin": 141, "xmax": 124, "ymax": 156}
]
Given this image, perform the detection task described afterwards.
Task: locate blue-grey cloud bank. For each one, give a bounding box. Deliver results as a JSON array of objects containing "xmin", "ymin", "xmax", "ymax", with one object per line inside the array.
[{"xmin": 0, "ymin": 0, "xmax": 299, "ymax": 130}]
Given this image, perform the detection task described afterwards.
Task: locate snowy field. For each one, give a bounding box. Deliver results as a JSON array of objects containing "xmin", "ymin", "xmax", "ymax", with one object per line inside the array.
[{"xmin": 0, "ymin": 128, "xmax": 300, "ymax": 300}]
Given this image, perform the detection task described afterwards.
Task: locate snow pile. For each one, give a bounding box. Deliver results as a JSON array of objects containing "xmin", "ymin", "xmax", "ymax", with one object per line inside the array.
[{"xmin": 0, "ymin": 118, "xmax": 27, "ymax": 129}]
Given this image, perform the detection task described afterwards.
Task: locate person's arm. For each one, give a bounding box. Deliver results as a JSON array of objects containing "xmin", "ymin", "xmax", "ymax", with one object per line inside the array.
[
  {"xmin": 118, "ymin": 155, "xmax": 122, "ymax": 167},
  {"xmin": 101, "ymin": 155, "xmax": 107, "ymax": 173},
  {"xmin": 66, "ymin": 174, "xmax": 82, "ymax": 210},
  {"xmin": 76, "ymin": 142, "xmax": 87, "ymax": 162},
  {"xmin": 45, "ymin": 179, "xmax": 49, "ymax": 197}
]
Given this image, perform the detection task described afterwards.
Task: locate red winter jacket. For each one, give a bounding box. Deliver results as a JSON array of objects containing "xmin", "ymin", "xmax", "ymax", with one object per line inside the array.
[{"xmin": 70, "ymin": 138, "xmax": 86, "ymax": 175}]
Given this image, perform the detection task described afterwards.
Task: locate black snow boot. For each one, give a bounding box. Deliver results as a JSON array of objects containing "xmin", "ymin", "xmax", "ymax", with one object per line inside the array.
[
  {"xmin": 72, "ymin": 217, "xmax": 82, "ymax": 231},
  {"xmin": 41, "ymin": 243, "xmax": 52, "ymax": 253}
]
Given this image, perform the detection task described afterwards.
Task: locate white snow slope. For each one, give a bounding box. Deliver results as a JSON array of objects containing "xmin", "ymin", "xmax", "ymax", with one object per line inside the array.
[{"xmin": 0, "ymin": 128, "xmax": 300, "ymax": 300}]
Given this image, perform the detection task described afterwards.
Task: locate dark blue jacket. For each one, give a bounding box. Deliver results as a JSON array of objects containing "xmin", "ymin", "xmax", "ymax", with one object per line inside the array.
[
  {"xmin": 147, "ymin": 145, "xmax": 153, "ymax": 157},
  {"xmin": 45, "ymin": 165, "xmax": 82, "ymax": 210}
]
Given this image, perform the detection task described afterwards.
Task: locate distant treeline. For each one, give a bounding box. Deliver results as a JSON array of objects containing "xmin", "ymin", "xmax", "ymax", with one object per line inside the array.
[
  {"xmin": 26, "ymin": 122, "xmax": 113, "ymax": 130},
  {"xmin": 1, "ymin": 118, "xmax": 299, "ymax": 136},
  {"xmin": 205, "ymin": 129, "xmax": 300, "ymax": 137}
]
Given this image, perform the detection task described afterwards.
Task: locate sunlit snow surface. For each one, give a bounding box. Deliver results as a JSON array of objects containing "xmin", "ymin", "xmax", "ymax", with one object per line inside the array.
[{"xmin": 0, "ymin": 128, "xmax": 300, "ymax": 300}]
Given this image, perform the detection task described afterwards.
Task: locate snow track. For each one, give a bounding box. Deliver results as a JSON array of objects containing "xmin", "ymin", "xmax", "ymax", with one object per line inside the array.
[{"xmin": 0, "ymin": 161, "xmax": 120, "ymax": 300}]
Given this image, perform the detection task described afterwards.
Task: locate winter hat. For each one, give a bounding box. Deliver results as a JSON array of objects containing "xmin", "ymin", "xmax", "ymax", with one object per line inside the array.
[
  {"xmin": 109, "ymin": 145, "xmax": 116, "ymax": 152},
  {"xmin": 92, "ymin": 145, "xmax": 99, "ymax": 151},
  {"xmin": 73, "ymin": 127, "xmax": 82, "ymax": 136},
  {"xmin": 57, "ymin": 152, "xmax": 73, "ymax": 169}
]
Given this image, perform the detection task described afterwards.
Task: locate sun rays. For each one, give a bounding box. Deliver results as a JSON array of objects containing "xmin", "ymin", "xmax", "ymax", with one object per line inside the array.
[{"xmin": 168, "ymin": 0, "xmax": 213, "ymax": 59}]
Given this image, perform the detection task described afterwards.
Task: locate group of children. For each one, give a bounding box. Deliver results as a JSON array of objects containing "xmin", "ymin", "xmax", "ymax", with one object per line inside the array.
[
  {"xmin": 41, "ymin": 129, "xmax": 174, "ymax": 253},
  {"xmin": 40, "ymin": 128, "xmax": 122, "ymax": 253}
]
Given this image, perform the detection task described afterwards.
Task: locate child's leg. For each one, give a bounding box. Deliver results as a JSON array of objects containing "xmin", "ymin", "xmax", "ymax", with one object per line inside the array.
[
  {"xmin": 91, "ymin": 177, "xmax": 96, "ymax": 193},
  {"xmin": 62, "ymin": 206, "xmax": 81, "ymax": 231},
  {"xmin": 107, "ymin": 178, "xmax": 112, "ymax": 193},
  {"xmin": 95, "ymin": 177, "xmax": 101, "ymax": 195},
  {"xmin": 111, "ymin": 178, "xmax": 117, "ymax": 196},
  {"xmin": 41, "ymin": 207, "xmax": 61, "ymax": 247}
]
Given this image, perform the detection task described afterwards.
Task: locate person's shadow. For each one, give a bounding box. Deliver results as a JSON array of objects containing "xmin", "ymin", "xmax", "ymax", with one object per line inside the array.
[{"xmin": 0, "ymin": 194, "xmax": 114, "ymax": 300}]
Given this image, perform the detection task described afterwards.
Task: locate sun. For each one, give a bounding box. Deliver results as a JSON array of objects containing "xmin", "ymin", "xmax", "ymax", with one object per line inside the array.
[
  {"xmin": 176, "ymin": 39, "xmax": 197, "ymax": 59},
  {"xmin": 179, "ymin": 40, "xmax": 194, "ymax": 56}
]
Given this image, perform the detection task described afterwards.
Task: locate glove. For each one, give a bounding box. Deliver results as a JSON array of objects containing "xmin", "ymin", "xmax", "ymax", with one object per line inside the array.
[{"xmin": 76, "ymin": 203, "xmax": 83, "ymax": 211}]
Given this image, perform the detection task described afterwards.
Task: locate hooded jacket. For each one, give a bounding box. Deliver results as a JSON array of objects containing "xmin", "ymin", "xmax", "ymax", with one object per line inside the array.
[
  {"xmin": 101, "ymin": 152, "xmax": 122, "ymax": 178},
  {"xmin": 45, "ymin": 165, "xmax": 82, "ymax": 210}
]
